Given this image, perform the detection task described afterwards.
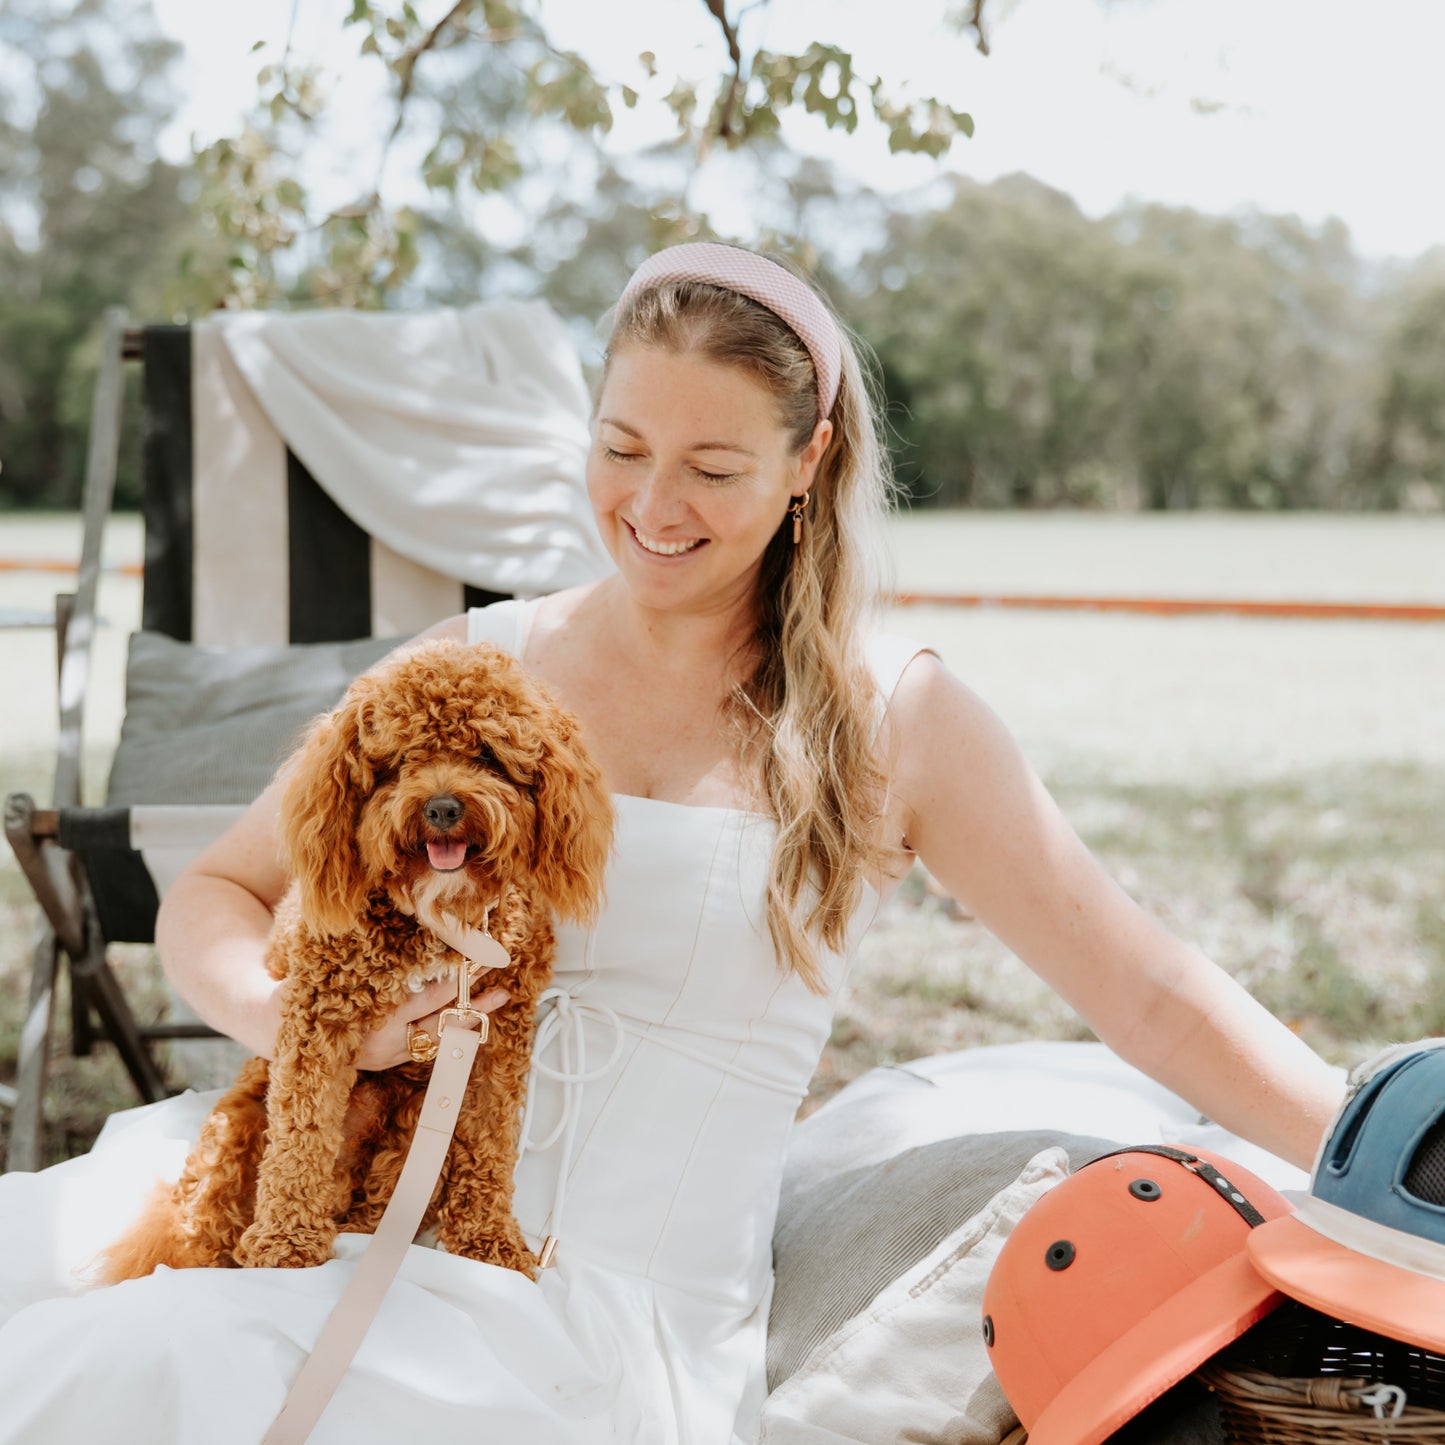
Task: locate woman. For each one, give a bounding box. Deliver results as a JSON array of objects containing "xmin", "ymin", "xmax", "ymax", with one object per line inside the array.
[{"xmin": 0, "ymin": 244, "xmax": 1342, "ymax": 1443}]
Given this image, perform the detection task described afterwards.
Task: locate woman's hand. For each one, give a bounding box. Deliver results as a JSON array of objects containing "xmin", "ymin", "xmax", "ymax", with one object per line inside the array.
[{"xmin": 355, "ymin": 977, "xmax": 512, "ymax": 1072}]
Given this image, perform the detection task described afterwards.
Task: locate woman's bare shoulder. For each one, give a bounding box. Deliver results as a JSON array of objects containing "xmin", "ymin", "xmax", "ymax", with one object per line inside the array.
[
  {"xmin": 530, "ymin": 582, "xmax": 606, "ymax": 631},
  {"xmin": 881, "ymin": 648, "xmax": 1036, "ymax": 840},
  {"xmin": 412, "ymin": 613, "xmax": 469, "ymax": 644},
  {"xmin": 519, "ymin": 583, "xmax": 612, "ymax": 667},
  {"xmin": 887, "ymin": 648, "xmax": 1001, "ymax": 735}
]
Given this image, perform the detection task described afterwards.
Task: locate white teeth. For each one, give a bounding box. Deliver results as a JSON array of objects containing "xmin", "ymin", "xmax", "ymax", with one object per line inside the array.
[{"xmin": 632, "ymin": 526, "xmax": 702, "ymax": 556}]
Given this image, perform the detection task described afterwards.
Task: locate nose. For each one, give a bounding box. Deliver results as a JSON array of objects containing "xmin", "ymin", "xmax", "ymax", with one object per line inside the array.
[
  {"xmin": 423, "ymin": 794, "xmax": 464, "ymax": 830},
  {"xmin": 630, "ymin": 468, "xmax": 689, "ymax": 528}
]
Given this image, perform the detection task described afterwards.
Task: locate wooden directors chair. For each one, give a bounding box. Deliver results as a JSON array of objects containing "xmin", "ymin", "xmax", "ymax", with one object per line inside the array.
[{"xmin": 5, "ymin": 302, "xmax": 605, "ymax": 1169}]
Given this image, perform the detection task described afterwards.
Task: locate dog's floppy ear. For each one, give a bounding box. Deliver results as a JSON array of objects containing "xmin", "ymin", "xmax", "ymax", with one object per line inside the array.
[
  {"xmin": 530, "ymin": 702, "xmax": 614, "ymax": 925},
  {"xmin": 278, "ymin": 683, "xmax": 375, "ymax": 936}
]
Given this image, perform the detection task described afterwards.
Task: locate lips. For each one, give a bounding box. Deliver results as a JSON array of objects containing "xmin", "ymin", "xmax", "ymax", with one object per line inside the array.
[{"xmin": 425, "ymin": 838, "xmax": 468, "ymax": 871}]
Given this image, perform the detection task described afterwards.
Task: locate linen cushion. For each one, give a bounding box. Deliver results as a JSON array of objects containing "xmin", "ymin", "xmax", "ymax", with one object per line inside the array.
[
  {"xmin": 764, "ymin": 1131, "xmax": 1228, "ymax": 1445},
  {"xmin": 768, "ymin": 1127, "xmax": 1115, "ymax": 1389},
  {"xmin": 106, "ymin": 630, "xmax": 400, "ymax": 807},
  {"xmin": 758, "ymin": 1146, "xmax": 1072, "ymax": 1445}
]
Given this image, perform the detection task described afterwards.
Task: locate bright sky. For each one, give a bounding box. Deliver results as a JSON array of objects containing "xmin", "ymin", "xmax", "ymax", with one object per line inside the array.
[{"xmin": 148, "ymin": 0, "xmax": 1445, "ymax": 262}]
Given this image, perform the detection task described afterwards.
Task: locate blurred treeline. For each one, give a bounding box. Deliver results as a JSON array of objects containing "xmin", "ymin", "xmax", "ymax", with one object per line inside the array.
[
  {"xmin": 852, "ymin": 180, "xmax": 1445, "ymax": 512},
  {"xmin": 3, "ymin": 1, "xmax": 1443, "ymax": 515}
]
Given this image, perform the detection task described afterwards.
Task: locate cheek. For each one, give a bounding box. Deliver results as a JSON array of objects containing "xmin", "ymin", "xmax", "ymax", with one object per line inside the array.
[
  {"xmin": 700, "ymin": 479, "xmax": 792, "ymax": 541},
  {"xmin": 745, "ymin": 473, "xmax": 798, "ymax": 528},
  {"xmin": 585, "ymin": 456, "xmax": 625, "ymax": 515}
]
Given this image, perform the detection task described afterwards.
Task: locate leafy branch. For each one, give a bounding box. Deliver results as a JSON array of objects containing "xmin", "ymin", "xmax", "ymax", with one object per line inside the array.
[{"xmin": 187, "ymin": 0, "xmax": 983, "ymax": 309}]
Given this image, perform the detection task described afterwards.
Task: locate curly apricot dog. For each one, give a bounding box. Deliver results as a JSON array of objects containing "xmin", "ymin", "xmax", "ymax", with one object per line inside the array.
[{"xmin": 98, "ymin": 639, "xmax": 613, "ymax": 1282}]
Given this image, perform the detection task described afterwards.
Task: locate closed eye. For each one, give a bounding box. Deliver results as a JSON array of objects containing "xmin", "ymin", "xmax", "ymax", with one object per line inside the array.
[{"xmin": 602, "ymin": 445, "xmax": 738, "ymax": 485}]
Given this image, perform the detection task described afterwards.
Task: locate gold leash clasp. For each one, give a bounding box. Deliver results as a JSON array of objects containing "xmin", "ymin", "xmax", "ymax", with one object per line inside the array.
[
  {"xmin": 437, "ymin": 960, "xmax": 488, "ymax": 1043},
  {"xmin": 436, "ymin": 901, "xmax": 503, "ymax": 1044}
]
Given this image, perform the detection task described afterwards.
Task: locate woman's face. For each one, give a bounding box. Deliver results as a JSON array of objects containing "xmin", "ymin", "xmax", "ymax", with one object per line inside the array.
[{"xmin": 587, "ymin": 345, "xmax": 829, "ymax": 619}]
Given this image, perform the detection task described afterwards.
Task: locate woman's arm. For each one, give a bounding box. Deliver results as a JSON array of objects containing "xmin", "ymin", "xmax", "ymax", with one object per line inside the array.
[
  {"xmin": 155, "ymin": 612, "xmax": 483, "ymax": 1066},
  {"xmin": 887, "ymin": 653, "xmax": 1344, "ymax": 1171},
  {"xmin": 155, "ymin": 778, "xmax": 292, "ymax": 1059}
]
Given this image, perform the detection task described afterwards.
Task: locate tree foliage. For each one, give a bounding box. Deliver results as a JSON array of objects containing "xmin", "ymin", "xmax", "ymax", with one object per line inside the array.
[
  {"xmin": 184, "ymin": 0, "xmax": 984, "ymax": 310},
  {"xmin": 848, "ymin": 175, "xmax": 1433, "ymax": 512},
  {"xmin": 0, "ymin": 0, "xmax": 195, "ymax": 508},
  {"xmin": 1367, "ymin": 259, "xmax": 1445, "ymax": 510}
]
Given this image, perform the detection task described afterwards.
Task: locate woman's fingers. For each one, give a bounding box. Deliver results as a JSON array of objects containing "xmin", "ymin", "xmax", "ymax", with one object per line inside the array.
[
  {"xmin": 356, "ymin": 976, "xmax": 512, "ymax": 1071},
  {"xmin": 471, "ymin": 985, "xmax": 510, "ymax": 1015},
  {"xmin": 417, "ymin": 984, "xmax": 513, "ymax": 1037},
  {"xmin": 401, "ymin": 976, "xmax": 462, "ymax": 1025}
]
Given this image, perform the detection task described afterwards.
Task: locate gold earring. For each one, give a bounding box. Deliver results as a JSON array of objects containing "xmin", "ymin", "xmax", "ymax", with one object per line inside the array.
[{"xmin": 790, "ymin": 491, "xmax": 810, "ymax": 545}]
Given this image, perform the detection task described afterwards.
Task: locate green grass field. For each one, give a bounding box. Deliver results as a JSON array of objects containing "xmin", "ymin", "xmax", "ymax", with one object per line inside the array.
[
  {"xmin": 3, "ymin": 511, "xmax": 1444, "ymax": 1161},
  {"xmin": 819, "ymin": 761, "xmax": 1445, "ymax": 1112}
]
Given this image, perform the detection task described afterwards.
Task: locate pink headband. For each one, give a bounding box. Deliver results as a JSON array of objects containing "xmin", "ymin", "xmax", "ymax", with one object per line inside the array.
[{"xmin": 616, "ymin": 242, "xmax": 843, "ymax": 421}]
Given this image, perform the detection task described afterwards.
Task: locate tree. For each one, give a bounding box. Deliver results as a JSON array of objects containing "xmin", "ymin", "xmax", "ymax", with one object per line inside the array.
[
  {"xmin": 851, "ymin": 174, "xmax": 1160, "ymax": 508},
  {"xmin": 0, "ymin": 0, "xmax": 195, "ymax": 508},
  {"xmin": 1366, "ymin": 255, "xmax": 1445, "ymax": 510},
  {"xmin": 1118, "ymin": 205, "xmax": 1367, "ymax": 511},
  {"xmin": 847, "ymin": 176, "xmax": 1381, "ymax": 511}
]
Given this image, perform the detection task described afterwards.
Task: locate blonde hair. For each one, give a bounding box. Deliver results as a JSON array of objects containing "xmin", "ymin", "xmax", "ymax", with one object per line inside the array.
[{"xmin": 605, "ymin": 268, "xmax": 897, "ymax": 992}]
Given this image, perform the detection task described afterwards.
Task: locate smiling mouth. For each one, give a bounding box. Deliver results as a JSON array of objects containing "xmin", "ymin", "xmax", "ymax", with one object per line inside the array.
[
  {"xmin": 424, "ymin": 838, "xmax": 469, "ymax": 872},
  {"xmin": 627, "ymin": 522, "xmax": 706, "ymax": 557}
]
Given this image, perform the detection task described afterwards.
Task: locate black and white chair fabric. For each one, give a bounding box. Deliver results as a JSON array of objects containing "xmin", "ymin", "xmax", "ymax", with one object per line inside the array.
[{"xmin": 4, "ymin": 301, "xmax": 609, "ymax": 1170}]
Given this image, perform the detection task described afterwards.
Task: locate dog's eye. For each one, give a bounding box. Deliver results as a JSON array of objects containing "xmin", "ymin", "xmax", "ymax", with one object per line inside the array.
[{"xmin": 474, "ymin": 743, "xmax": 530, "ymax": 787}]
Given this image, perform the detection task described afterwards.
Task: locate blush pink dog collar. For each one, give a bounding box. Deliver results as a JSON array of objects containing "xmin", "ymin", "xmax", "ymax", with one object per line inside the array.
[{"xmin": 617, "ymin": 242, "xmax": 843, "ymax": 420}]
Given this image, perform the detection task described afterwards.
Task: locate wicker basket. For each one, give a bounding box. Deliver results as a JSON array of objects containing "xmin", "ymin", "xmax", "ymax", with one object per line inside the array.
[
  {"xmin": 1199, "ymin": 1302, "xmax": 1445, "ymax": 1444},
  {"xmin": 1202, "ymin": 1365, "xmax": 1445, "ymax": 1442}
]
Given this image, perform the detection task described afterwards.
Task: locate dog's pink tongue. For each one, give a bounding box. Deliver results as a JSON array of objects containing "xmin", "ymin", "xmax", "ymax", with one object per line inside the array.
[{"xmin": 426, "ymin": 839, "xmax": 468, "ymax": 871}]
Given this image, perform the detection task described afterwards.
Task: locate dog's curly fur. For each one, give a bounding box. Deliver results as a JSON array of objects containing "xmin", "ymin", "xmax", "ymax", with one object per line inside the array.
[{"xmin": 97, "ymin": 639, "xmax": 613, "ymax": 1283}]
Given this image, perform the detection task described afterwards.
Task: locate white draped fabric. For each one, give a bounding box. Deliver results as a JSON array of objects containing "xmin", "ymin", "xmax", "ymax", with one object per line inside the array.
[{"xmin": 213, "ymin": 301, "xmax": 612, "ymax": 602}]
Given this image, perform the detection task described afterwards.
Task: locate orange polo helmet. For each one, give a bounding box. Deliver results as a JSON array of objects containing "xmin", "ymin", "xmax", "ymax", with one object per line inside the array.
[{"xmin": 981, "ymin": 1144, "xmax": 1293, "ymax": 1445}]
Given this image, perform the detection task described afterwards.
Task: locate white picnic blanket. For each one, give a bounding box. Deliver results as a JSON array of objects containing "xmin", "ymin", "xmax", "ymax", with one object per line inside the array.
[{"xmin": 784, "ymin": 1040, "xmax": 1316, "ymax": 1199}]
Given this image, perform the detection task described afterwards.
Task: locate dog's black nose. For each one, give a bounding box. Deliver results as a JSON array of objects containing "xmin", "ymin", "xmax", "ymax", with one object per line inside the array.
[{"xmin": 423, "ymin": 794, "xmax": 464, "ymax": 829}]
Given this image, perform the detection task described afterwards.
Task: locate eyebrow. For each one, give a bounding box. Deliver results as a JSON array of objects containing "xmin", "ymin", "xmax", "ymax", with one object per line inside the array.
[{"xmin": 597, "ymin": 417, "xmax": 759, "ymax": 458}]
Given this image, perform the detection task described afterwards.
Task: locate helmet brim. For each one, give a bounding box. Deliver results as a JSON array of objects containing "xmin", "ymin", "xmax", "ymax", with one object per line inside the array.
[
  {"xmin": 1248, "ymin": 1213, "xmax": 1445, "ymax": 1353},
  {"xmin": 1025, "ymin": 1251, "xmax": 1282, "ymax": 1445}
]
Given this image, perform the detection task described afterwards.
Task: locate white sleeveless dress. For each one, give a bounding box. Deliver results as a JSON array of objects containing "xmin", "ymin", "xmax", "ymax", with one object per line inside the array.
[{"xmin": 0, "ymin": 600, "xmax": 926, "ymax": 1445}]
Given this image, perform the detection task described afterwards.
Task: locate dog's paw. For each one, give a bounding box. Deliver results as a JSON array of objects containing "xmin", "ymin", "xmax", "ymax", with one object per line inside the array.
[{"xmin": 234, "ymin": 1223, "xmax": 334, "ymax": 1269}]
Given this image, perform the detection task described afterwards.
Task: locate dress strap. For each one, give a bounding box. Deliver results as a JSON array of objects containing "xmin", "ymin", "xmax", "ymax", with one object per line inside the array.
[
  {"xmin": 466, "ymin": 596, "xmax": 526, "ymax": 654},
  {"xmin": 865, "ymin": 632, "xmax": 936, "ymax": 736}
]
